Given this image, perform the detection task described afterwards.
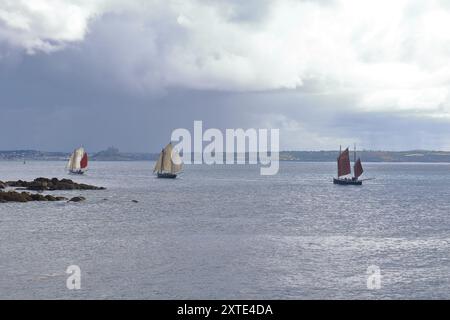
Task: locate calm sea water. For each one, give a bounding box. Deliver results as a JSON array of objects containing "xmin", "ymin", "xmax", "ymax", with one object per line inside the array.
[{"xmin": 1, "ymin": 161, "xmax": 450, "ymax": 299}]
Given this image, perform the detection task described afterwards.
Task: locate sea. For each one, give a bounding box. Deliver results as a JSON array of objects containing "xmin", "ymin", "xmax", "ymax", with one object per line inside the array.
[{"xmin": 0, "ymin": 161, "xmax": 449, "ymax": 299}]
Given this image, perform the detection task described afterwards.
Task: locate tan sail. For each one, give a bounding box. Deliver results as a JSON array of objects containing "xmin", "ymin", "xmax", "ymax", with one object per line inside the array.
[
  {"xmin": 153, "ymin": 152, "xmax": 163, "ymax": 173},
  {"xmin": 162, "ymin": 143, "xmax": 173, "ymax": 172},
  {"xmin": 154, "ymin": 143, "xmax": 183, "ymax": 174},
  {"xmin": 171, "ymin": 150, "xmax": 183, "ymax": 174}
]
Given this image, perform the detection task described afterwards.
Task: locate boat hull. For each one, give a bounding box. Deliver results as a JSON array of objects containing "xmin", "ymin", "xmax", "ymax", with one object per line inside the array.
[
  {"xmin": 69, "ymin": 170, "xmax": 85, "ymax": 175},
  {"xmin": 157, "ymin": 173, "xmax": 177, "ymax": 179},
  {"xmin": 333, "ymin": 178, "xmax": 362, "ymax": 185}
]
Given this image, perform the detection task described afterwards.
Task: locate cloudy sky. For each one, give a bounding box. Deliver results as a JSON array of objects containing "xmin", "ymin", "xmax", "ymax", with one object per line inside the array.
[{"xmin": 1, "ymin": 0, "xmax": 450, "ymax": 152}]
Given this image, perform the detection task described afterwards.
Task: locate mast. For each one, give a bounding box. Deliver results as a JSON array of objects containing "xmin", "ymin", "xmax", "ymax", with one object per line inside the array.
[
  {"xmin": 338, "ymin": 145, "xmax": 341, "ymax": 177},
  {"xmin": 160, "ymin": 148, "xmax": 164, "ymax": 174}
]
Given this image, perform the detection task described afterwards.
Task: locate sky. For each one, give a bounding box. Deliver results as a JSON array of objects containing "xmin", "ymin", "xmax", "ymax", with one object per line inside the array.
[{"xmin": 1, "ymin": 0, "xmax": 450, "ymax": 152}]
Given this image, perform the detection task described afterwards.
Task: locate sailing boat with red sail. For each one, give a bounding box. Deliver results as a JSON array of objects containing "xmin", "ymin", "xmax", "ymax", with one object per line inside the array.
[
  {"xmin": 333, "ymin": 145, "xmax": 364, "ymax": 185},
  {"xmin": 67, "ymin": 147, "xmax": 88, "ymax": 174}
]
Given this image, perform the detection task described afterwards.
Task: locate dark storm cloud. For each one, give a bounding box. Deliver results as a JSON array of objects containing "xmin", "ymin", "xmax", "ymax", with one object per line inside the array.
[
  {"xmin": 1, "ymin": 57, "xmax": 450, "ymax": 152},
  {"xmin": 1, "ymin": 1, "xmax": 450, "ymax": 152}
]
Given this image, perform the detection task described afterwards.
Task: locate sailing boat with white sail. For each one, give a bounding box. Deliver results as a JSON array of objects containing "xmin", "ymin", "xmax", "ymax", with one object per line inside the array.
[
  {"xmin": 333, "ymin": 145, "xmax": 364, "ymax": 185},
  {"xmin": 153, "ymin": 142, "xmax": 182, "ymax": 179},
  {"xmin": 67, "ymin": 147, "xmax": 88, "ymax": 174}
]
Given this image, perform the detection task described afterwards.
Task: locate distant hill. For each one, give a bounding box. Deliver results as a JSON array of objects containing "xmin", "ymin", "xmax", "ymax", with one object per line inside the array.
[
  {"xmin": 0, "ymin": 150, "xmax": 68, "ymax": 161},
  {"xmin": 2, "ymin": 149, "xmax": 450, "ymax": 163},
  {"xmin": 91, "ymin": 147, "xmax": 157, "ymax": 161},
  {"xmin": 280, "ymin": 150, "xmax": 450, "ymax": 162},
  {"xmin": 0, "ymin": 148, "xmax": 158, "ymax": 161}
]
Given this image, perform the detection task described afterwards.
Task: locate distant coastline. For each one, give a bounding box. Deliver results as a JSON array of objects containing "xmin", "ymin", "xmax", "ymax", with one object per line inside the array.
[{"xmin": 2, "ymin": 147, "xmax": 450, "ymax": 163}]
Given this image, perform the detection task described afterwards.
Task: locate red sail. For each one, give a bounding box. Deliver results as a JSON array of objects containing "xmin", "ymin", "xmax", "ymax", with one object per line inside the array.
[
  {"xmin": 337, "ymin": 148, "xmax": 351, "ymax": 177},
  {"xmin": 80, "ymin": 152, "xmax": 88, "ymax": 169},
  {"xmin": 354, "ymin": 158, "xmax": 363, "ymax": 178}
]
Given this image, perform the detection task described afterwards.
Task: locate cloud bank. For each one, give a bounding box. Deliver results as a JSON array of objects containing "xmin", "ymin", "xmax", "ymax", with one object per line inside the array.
[{"xmin": 1, "ymin": 0, "xmax": 450, "ymax": 151}]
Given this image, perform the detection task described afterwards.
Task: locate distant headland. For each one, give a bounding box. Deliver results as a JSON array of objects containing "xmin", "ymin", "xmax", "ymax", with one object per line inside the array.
[
  {"xmin": 2, "ymin": 148, "xmax": 450, "ymax": 163},
  {"xmin": 0, "ymin": 147, "xmax": 156, "ymax": 161}
]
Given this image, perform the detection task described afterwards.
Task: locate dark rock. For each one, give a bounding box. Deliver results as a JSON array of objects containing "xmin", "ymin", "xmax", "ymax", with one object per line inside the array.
[
  {"xmin": 0, "ymin": 190, "xmax": 67, "ymax": 203},
  {"xmin": 30, "ymin": 193, "xmax": 47, "ymax": 201},
  {"xmin": 20, "ymin": 192, "xmax": 33, "ymax": 202},
  {"xmin": 131, "ymin": 200, "xmax": 139, "ymax": 203},
  {"xmin": 0, "ymin": 191, "xmax": 30, "ymax": 202},
  {"xmin": 27, "ymin": 181, "xmax": 47, "ymax": 191},
  {"xmin": 5, "ymin": 177, "xmax": 105, "ymax": 191},
  {"xmin": 69, "ymin": 196, "xmax": 86, "ymax": 202},
  {"xmin": 6, "ymin": 180, "xmax": 24, "ymax": 187},
  {"xmin": 1, "ymin": 177, "xmax": 103, "ymax": 203},
  {"xmin": 45, "ymin": 195, "xmax": 58, "ymax": 201}
]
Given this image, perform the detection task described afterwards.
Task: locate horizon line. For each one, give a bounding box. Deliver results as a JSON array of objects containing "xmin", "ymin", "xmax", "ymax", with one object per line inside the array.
[{"xmin": 2, "ymin": 149, "xmax": 450, "ymax": 154}]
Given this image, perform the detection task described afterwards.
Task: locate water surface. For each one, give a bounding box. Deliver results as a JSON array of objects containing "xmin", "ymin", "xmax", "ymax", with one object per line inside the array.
[{"xmin": 1, "ymin": 161, "xmax": 449, "ymax": 299}]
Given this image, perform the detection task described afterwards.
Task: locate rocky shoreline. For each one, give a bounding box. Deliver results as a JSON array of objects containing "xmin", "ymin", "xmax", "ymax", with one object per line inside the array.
[
  {"xmin": 2, "ymin": 177, "xmax": 105, "ymax": 191},
  {"xmin": 0, "ymin": 178, "xmax": 104, "ymax": 203}
]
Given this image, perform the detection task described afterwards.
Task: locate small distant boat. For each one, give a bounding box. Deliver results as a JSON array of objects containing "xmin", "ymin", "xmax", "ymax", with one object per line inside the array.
[
  {"xmin": 67, "ymin": 147, "xmax": 88, "ymax": 174},
  {"xmin": 333, "ymin": 145, "xmax": 364, "ymax": 185},
  {"xmin": 154, "ymin": 142, "xmax": 182, "ymax": 179}
]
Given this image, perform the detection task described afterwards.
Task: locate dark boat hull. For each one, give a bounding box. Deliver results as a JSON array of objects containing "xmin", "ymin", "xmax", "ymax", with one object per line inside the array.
[
  {"xmin": 333, "ymin": 178, "xmax": 362, "ymax": 185},
  {"xmin": 157, "ymin": 173, "xmax": 177, "ymax": 179},
  {"xmin": 69, "ymin": 170, "xmax": 85, "ymax": 175}
]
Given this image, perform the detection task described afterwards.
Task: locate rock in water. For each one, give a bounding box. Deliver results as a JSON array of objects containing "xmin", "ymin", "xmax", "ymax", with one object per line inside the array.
[
  {"xmin": 1, "ymin": 177, "xmax": 103, "ymax": 203},
  {"xmin": 0, "ymin": 190, "xmax": 67, "ymax": 203},
  {"xmin": 30, "ymin": 193, "xmax": 48, "ymax": 201},
  {"xmin": 0, "ymin": 191, "xmax": 29, "ymax": 202},
  {"xmin": 69, "ymin": 196, "xmax": 86, "ymax": 202},
  {"xmin": 5, "ymin": 178, "xmax": 105, "ymax": 191}
]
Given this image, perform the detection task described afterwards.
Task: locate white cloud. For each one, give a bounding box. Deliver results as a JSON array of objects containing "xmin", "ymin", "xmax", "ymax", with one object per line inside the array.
[
  {"xmin": 0, "ymin": 0, "xmax": 107, "ymax": 53},
  {"xmin": 1, "ymin": 0, "xmax": 450, "ymax": 116}
]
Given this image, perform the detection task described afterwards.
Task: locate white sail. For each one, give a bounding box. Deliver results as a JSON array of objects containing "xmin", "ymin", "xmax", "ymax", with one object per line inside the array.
[
  {"xmin": 67, "ymin": 153, "xmax": 75, "ymax": 169},
  {"xmin": 68, "ymin": 147, "xmax": 86, "ymax": 171}
]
